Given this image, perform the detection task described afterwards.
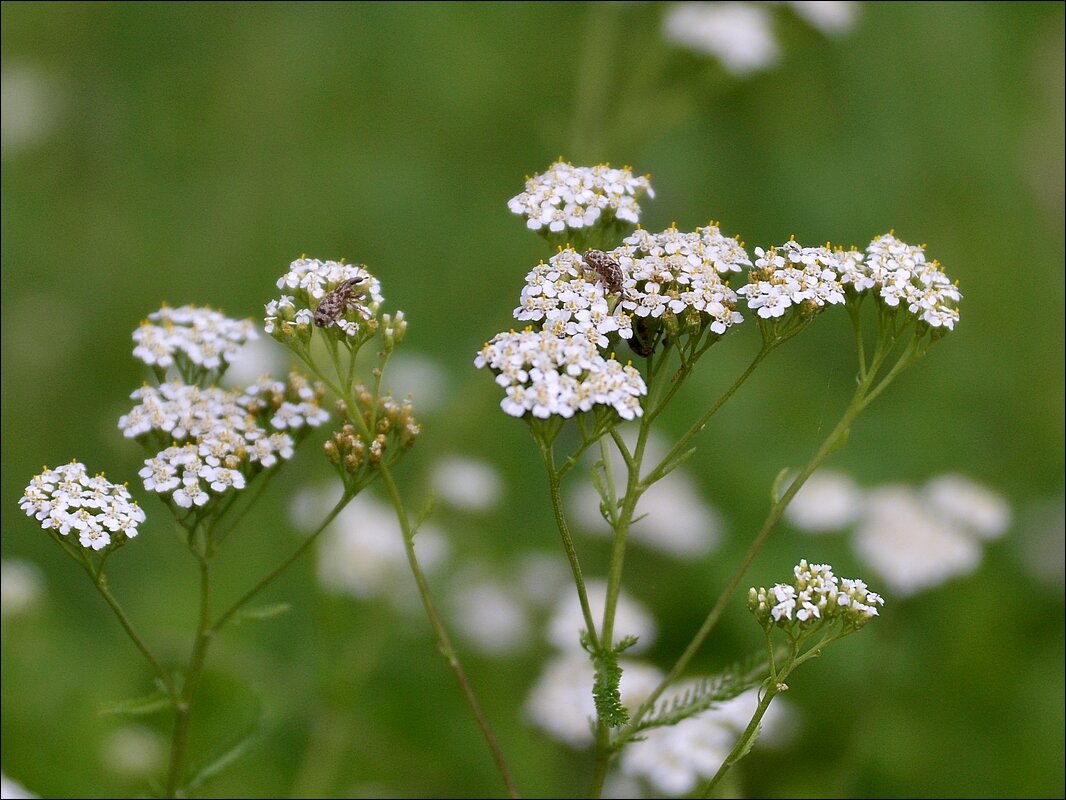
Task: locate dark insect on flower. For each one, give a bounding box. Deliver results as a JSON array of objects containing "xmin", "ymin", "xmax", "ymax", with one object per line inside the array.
[
  {"xmin": 314, "ymin": 277, "xmax": 368, "ymax": 328},
  {"xmin": 582, "ymin": 250, "xmax": 626, "ymax": 295},
  {"xmin": 629, "ymin": 315, "xmax": 659, "ymax": 357}
]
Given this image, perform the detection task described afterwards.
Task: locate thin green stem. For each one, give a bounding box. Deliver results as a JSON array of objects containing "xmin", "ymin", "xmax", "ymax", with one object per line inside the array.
[
  {"xmin": 541, "ymin": 441, "xmax": 600, "ymax": 646},
  {"xmin": 620, "ymin": 377, "xmax": 871, "ymax": 744},
  {"xmin": 378, "ymin": 464, "xmax": 519, "ymax": 799},
  {"xmin": 643, "ymin": 347, "xmax": 769, "ymax": 488},
  {"xmin": 700, "ymin": 682, "xmax": 779, "ymax": 798},
  {"xmin": 212, "ymin": 492, "xmax": 354, "ymax": 633},
  {"xmin": 81, "ymin": 559, "xmax": 174, "ymax": 694},
  {"xmin": 165, "ymin": 550, "xmax": 213, "ymax": 798}
]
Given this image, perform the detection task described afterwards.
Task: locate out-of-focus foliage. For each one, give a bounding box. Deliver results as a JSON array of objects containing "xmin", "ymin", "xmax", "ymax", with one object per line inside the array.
[{"xmin": 2, "ymin": 3, "xmax": 1062, "ymax": 797}]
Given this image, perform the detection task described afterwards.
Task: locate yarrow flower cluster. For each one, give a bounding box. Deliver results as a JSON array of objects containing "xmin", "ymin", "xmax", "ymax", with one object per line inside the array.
[
  {"xmin": 132, "ymin": 305, "xmax": 257, "ymax": 372},
  {"xmin": 613, "ymin": 223, "xmax": 749, "ymax": 332},
  {"xmin": 20, "ymin": 462, "xmax": 145, "ymax": 550},
  {"xmin": 737, "ymin": 240, "xmax": 850, "ymax": 319},
  {"xmin": 265, "ymin": 258, "xmax": 384, "ymax": 339},
  {"xmin": 120, "ymin": 374, "xmax": 328, "ymax": 507},
  {"xmin": 475, "ymin": 329, "xmax": 647, "ymax": 420},
  {"xmin": 737, "ymin": 234, "xmax": 961, "ymax": 329},
  {"xmin": 863, "ymin": 233, "xmax": 961, "ymax": 329},
  {"xmin": 507, "ymin": 160, "xmax": 654, "ymax": 236},
  {"xmin": 749, "ymin": 559, "xmax": 884, "ymax": 630}
]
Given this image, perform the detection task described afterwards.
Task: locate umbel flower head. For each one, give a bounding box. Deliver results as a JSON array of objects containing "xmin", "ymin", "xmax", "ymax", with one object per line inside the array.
[
  {"xmin": 132, "ymin": 304, "xmax": 257, "ymax": 377},
  {"xmin": 265, "ymin": 258, "xmax": 384, "ymax": 342},
  {"xmin": 508, "ymin": 160, "xmax": 654, "ymax": 242},
  {"xmin": 20, "ymin": 461, "xmax": 145, "ymax": 551},
  {"xmin": 475, "ymin": 328, "xmax": 647, "ymax": 421},
  {"xmin": 748, "ymin": 558, "xmax": 884, "ymax": 631},
  {"xmin": 324, "ymin": 391, "xmax": 422, "ymax": 487},
  {"xmin": 120, "ymin": 373, "xmax": 328, "ymax": 509},
  {"xmin": 737, "ymin": 233, "xmax": 962, "ymax": 330}
]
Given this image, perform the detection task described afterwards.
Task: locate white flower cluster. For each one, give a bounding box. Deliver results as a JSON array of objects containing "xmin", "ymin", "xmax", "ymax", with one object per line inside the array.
[
  {"xmin": 749, "ymin": 559, "xmax": 883, "ymax": 629},
  {"xmin": 614, "ymin": 224, "xmax": 748, "ymax": 333},
  {"xmin": 514, "ymin": 248, "xmax": 634, "ymax": 347},
  {"xmin": 507, "ymin": 160, "xmax": 654, "ymax": 235},
  {"xmin": 738, "ymin": 240, "xmax": 849, "ymax": 319},
  {"xmin": 132, "ymin": 305, "xmax": 257, "ymax": 371},
  {"xmin": 120, "ymin": 375, "xmax": 327, "ymax": 506},
  {"xmin": 265, "ymin": 258, "xmax": 384, "ymax": 338},
  {"xmin": 738, "ymin": 234, "xmax": 961, "ymax": 328},
  {"xmin": 863, "ymin": 233, "xmax": 961, "ymax": 329},
  {"xmin": 475, "ymin": 329, "xmax": 647, "ymax": 420},
  {"xmin": 20, "ymin": 461, "xmax": 145, "ymax": 551}
]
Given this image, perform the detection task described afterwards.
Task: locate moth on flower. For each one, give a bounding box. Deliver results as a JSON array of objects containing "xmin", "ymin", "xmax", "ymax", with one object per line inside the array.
[
  {"xmin": 314, "ymin": 277, "xmax": 369, "ymax": 328},
  {"xmin": 582, "ymin": 249, "xmax": 627, "ymax": 296}
]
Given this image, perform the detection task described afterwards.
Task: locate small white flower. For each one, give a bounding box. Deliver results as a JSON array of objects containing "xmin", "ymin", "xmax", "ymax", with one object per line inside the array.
[
  {"xmin": 20, "ymin": 462, "xmax": 144, "ymax": 549},
  {"xmin": 132, "ymin": 305, "xmax": 256, "ymax": 373},
  {"xmin": 508, "ymin": 160, "xmax": 654, "ymax": 236},
  {"xmin": 476, "ymin": 329, "xmax": 647, "ymax": 420}
]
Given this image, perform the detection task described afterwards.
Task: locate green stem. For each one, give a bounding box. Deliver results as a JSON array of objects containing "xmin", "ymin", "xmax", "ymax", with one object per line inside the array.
[
  {"xmin": 701, "ymin": 682, "xmax": 779, "ymax": 798},
  {"xmin": 165, "ymin": 552, "xmax": 213, "ymax": 798},
  {"xmin": 212, "ymin": 492, "xmax": 353, "ymax": 632},
  {"xmin": 643, "ymin": 347, "xmax": 770, "ymax": 488},
  {"xmin": 622, "ymin": 373, "xmax": 874, "ymax": 750},
  {"xmin": 378, "ymin": 464, "xmax": 519, "ymax": 799},
  {"xmin": 540, "ymin": 441, "xmax": 600, "ymax": 647},
  {"xmin": 82, "ymin": 560, "xmax": 174, "ymax": 694}
]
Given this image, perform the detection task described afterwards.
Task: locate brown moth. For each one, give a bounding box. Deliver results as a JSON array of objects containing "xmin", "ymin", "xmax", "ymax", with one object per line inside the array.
[
  {"xmin": 582, "ymin": 250, "xmax": 626, "ymax": 296},
  {"xmin": 314, "ymin": 277, "xmax": 368, "ymax": 328}
]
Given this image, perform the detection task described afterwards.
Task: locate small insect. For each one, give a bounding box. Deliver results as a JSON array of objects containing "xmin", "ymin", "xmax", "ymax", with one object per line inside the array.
[
  {"xmin": 314, "ymin": 277, "xmax": 368, "ymax": 328},
  {"xmin": 582, "ymin": 249, "xmax": 626, "ymax": 295}
]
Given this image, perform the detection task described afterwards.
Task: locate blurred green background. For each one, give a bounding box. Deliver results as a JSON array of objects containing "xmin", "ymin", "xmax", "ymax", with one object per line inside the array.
[{"xmin": 2, "ymin": 2, "xmax": 1063, "ymax": 798}]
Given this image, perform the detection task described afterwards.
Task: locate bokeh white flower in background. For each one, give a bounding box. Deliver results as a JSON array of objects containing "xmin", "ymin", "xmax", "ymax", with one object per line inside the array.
[
  {"xmin": 1, "ymin": 64, "xmax": 59, "ymax": 156},
  {"xmin": 784, "ymin": 469, "xmax": 865, "ymax": 533},
  {"xmin": 514, "ymin": 551, "xmax": 571, "ymax": 609},
  {"xmin": 854, "ymin": 485, "xmax": 983, "ymax": 597},
  {"xmin": 525, "ymin": 653, "xmax": 663, "ymax": 747},
  {"xmin": 663, "ymin": 3, "xmax": 780, "ymax": 76},
  {"xmin": 789, "ymin": 472, "xmax": 1010, "ymax": 596},
  {"xmin": 430, "ymin": 455, "xmax": 504, "ymax": 513},
  {"xmin": 546, "ymin": 580, "xmax": 657, "ymax": 653},
  {"xmin": 922, "ymin": 473, "xmax": 1012, "ymax": 540},
  {"xmin": 620, "ymin": 687, "xmax": 792, "ymax": 796},
  {"xmin": 315, "ymin": 492, "xmax": 449, "ymax": 606},
  {"xmin": 449, "ymin": 575, "xmax": 532, "ymax": 657},
  {"xmin": 662, "ymin": 2, "xmax": 861, "ymax": 78},
  {"xmin": 101, "ymin": 725, "xmax": 166, "ymax": 778},
  {"xmin": 220, "ymin": 334, "xmax": 290, "ymax": 389},
  {"xmin": 382, "ymin": 351, "xmax": 449, "ymax": 415},
  {"xmin": 787, "ymin": 1, "xmax": 859, "ymax": 35},
  {"xmin": 0, "ymin": 560, "xmax": 44, "ymax": 618},
  {"xmin": 0, "ymin": 773, "xmax": 38, "ymax": 800},
  {"xmin": 570, "ymin": 430, "xmax": 723, "ymax": 557},
  {"xmin": 1016, "ymin": 492, "xmax": 1065, "ymax": 592}
]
